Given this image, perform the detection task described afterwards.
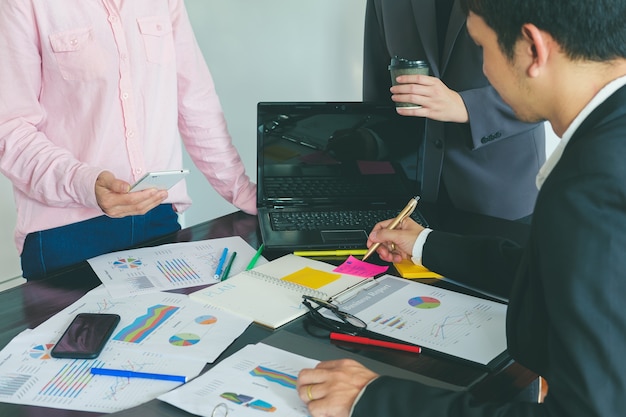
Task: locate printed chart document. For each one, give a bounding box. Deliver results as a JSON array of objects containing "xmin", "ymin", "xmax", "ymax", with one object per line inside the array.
[
  {"xmin": 159, "ymin": 343, "xmax": 318, "ymax": 417},
  {"xmin": 87, "ymin": 236, "xmax": 267, "ymax": 298},
  {"xmin": 0, "ymin": 329, "xmax": 205, "ymax": 413},
  {"xmin": 189, "ymin": 254, "xmax": 366, "ymax": 329},
  {"xmin": 36, "ymin": 285, "xmax": 253, "ymax": 364},
  {"xmin": 328, "ymin": 275, "xmax": 508, "ymax": 368}
]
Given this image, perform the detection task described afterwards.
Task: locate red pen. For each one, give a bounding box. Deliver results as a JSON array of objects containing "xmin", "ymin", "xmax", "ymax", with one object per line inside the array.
[{"xmin": 330, "ymin": 332, "xmax": 421, "ymax": 354}]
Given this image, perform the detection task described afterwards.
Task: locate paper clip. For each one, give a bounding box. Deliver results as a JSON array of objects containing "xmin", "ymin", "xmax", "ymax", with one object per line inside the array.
[
  {"xmin": 329, "ymin": 278, "xmax": 379, "ymax": 305},
  {"xmin": 211, "ymin": 402, "xmax": 229, "ymax": 417}
]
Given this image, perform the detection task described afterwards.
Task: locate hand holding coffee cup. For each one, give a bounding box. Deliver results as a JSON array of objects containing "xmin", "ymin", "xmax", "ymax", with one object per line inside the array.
[{"xmin": 388, "ymin": 56, "xmax": 430, "ymax": 108}]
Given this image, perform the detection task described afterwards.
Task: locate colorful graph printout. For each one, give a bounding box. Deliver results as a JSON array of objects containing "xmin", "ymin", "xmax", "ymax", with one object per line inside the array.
[
  {"xmin": 195, "ymin": 315, "xmax": 218, "ymax": 325},
  {"xmin": 249, "ymin": 366, "xmax": 297, "ymax": 389},
  {"xmin": 87, "ymin": 236, "xmax": 268, "ymax": 298},
  {"xmin": 38, "ymin": 359, "xmax": 102, "ymax": 398},
  {"xmin": 29, "ymin": 344, "xmax": 54, "ymax": 360},
  {"xmin": 156, "ymin": 258, "xmax": 201, "ymax": 282},
  {"xmin": 408, "ymin": 296, "xmax": 441, "ymax": 309},
  {"xmin": 113, "ymin": 305, "xmax": 179, "ymax": 343},
  {"xmin": 221, "ymin": 392, "xmax": 253, "ymax": 404},
  {"xmin": 35, "ymin": 286, "xmax": 252, "ymax": 364},
  {"xmin": 169, "ymin": 333, "xmax": 201, "ymax": 346},
  {"xmin": 113, "ymin": 258, "xmax": 142, "ymax": 269},
  {"xmin": 324, "ymin": 275, "xmax": 508, "ymax": 366},
  {"xmin": 0, "ymin": 329, "xmax": 206, "ymax": 413},
  {"xmin": 247, "ymin": 399, "xmax": 276, "ymax": 412},
  {"xmin": 220, "ymin": 393, "xmax": 277, "ymax": 412},
  {"xmin": 431, "ymin": 312, "xmax": 473, "ymax": 339},
  {"xmin": 159, "ymin": 343, "xmax": 318, "ymax": 417}
]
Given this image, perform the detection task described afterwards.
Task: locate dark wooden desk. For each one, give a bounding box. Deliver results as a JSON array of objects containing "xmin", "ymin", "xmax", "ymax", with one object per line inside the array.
[{"xmin": 0, "ymin": 209, "xmax": 536, "ymax": 416}]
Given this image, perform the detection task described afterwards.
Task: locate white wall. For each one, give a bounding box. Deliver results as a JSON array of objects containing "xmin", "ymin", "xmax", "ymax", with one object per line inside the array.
[
  {"xmin": 180, "ymin": 0, "xmax": 367, "ymax": 227},
  {"xmin": 0, "ymin": 177, "xmax": 20, "ymax": 282}
]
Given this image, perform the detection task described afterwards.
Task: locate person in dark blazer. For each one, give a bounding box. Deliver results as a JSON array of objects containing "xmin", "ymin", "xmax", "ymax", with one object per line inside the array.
[
  {"xmin": 363, "ymin": 0, "xmax": 546, "ymax": 221},
  {"xmin": 297, "ymin": 0, "xmax": 626, "ymax": 416}
]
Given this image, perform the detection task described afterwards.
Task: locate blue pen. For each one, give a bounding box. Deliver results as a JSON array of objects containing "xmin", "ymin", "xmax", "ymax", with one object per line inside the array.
[
  {"xmin": 214, "ymin": 247, "xmax": 229, "ymax": 279},
  {"xmin": 90, "ymin": 367, "xmax": 186, "ymax": 383}
]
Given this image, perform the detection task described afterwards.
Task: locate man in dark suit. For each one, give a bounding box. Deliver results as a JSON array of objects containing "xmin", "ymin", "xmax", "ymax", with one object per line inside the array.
[
  {"xmin": 297, "ymin": 0, "xmax": 626, "ymax": 416},
  {"xmin": 363, "ymin": 0, "xmax": 546, "ymax": 221}
]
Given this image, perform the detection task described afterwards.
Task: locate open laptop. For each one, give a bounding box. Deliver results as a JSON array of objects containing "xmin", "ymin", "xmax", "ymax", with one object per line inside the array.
[{"xmin": 256, "ymin": 102, "xmax": 429, "ymax": 252}]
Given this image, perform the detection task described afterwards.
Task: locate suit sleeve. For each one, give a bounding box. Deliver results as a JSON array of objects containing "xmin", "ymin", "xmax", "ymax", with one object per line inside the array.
[
  {"xmin": 354, "ymin": 376, "xmax": 538, "ymax": 417},
  {"xmin": 422, "ymin": 231, "xmax": 523, "ymax": 298},
  {"xmin": 363, "ymin": 0, "xmax": 391, "ymax": 102},
  {"xmin": 459, "ymin": 85, "xmax": 543, "ymax": 151}
]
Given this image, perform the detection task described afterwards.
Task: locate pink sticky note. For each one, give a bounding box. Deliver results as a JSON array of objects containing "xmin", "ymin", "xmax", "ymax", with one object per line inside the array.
[{"xmin": 333, "ymin": 255, "xmax": 389, "ymax": 278}]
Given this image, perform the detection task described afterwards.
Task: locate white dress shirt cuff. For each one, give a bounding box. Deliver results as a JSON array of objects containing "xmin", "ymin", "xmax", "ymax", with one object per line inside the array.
[{"xmin": 411, "ymin": 228, "xmax": 433, "ymax": 265}]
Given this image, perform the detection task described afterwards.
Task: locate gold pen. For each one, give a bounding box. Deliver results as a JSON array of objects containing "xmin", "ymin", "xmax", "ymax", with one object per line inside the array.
[{"xmin": 362, "ymin": 196, "xmax": 420, "ymax": 261}]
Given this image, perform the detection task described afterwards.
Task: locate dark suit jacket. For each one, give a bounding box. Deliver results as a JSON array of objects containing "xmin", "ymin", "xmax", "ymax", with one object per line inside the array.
[
  {"xmin": 363, "ymin": 0, "xmax": 546, "ymax": 220},
  {"xmin": 353, "ymin": 85, "xmax": 626, "ymax": 416}
]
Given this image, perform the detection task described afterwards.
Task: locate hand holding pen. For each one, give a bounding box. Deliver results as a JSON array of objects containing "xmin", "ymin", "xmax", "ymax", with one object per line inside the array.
[{"xmin": 362, "ymin": 196, "xmax": 422, "ymax": 262}]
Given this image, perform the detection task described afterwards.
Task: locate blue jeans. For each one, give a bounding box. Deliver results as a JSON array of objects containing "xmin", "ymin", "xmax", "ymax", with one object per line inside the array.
[{"xmin": 21, "ymin": 205, "xmax": 180, "ymax": 280}]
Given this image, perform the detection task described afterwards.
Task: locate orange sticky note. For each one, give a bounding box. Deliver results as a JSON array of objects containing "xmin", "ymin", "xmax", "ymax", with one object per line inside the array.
[{"xmin": 393, "ymin": 260, "xmax": 443, "ymax": 279}]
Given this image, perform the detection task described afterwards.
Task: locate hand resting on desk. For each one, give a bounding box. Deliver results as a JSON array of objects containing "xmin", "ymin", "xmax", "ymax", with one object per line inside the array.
[
  {"xmin": 367, "ymin": 217, "xmax": 426, "ymax": 263},
  {"xmin": 297, "ymin": 359, "xmax": 379, "ymax": 417}
]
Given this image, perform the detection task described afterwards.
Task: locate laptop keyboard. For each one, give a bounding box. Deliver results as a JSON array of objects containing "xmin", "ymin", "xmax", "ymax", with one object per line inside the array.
[
  {"xmin": 270, "ymin": 208, "xmax": 428, "ymax": 231},
  {"xmin": 264, "ymin": 177, "xmax": 406, "ymax": 199}
]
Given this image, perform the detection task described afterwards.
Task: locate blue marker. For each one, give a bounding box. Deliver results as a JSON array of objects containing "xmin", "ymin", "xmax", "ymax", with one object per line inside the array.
[
  {"xmin": 90, "ymin": 367, "xmax": 186, "ymax": 383},
  {"xmin": 214, "ymin": 247, "xmax": 229, "ymax": 279}
]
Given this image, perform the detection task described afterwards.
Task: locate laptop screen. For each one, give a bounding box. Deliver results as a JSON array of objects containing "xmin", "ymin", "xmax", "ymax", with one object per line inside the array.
[{"xmin": 257, "ymin": 102, "xmax": 423, "ymax": 207}]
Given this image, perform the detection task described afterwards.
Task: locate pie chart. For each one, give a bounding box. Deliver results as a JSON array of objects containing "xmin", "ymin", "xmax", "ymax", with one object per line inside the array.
[
  {"xmin": 113, "ymin": 257, "xmax": 142, "ymax": 269},
  {"xmin": 29, "ymin": 344, "xmax": 54, "ymax": 359},
  {"xmin": 195, "ymin": 315, "xmax": 218, "ymax": 325},
  {"xmin": 169, "ymin": 333, "xmax": 201, "ymax": 346},
  {"xmin": 408, "ymin": 296, "xmax": 440, "ymax": 309}
]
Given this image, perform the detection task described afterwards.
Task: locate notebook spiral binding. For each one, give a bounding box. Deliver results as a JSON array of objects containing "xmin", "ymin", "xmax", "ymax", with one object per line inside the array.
[{"xmin": 245, "ymin": 270, "xmax": 328, "ymax": 299}]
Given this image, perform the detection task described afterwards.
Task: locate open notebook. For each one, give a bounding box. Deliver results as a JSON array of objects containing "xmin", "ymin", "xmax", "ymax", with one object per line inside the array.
[{"xmin": 188, "ymin": 254, "xmax": 366, "ymax": 329}]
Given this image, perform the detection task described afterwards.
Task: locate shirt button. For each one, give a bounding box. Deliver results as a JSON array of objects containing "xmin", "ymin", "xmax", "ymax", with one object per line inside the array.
[
  {"xmin": 135, "ymin": 168, "xmax": 142, "ymax": 175},
  {"xmin": 70, "ymin": 39, "xmax": 78, "ymax": 46},
  {"xmin": 122, "ymin": 93, "xmax": 129, "ymax": 100},
  {"xmin": 156, "ymin": 24, "xmax": 163, "ymax": 31},
  {"xmin": 127, "ymin": 130, "xmax": 135, "ymax": 138},
  {"xmin": 434, "ymin": 139, "xmax": 443, "ymax": 149},
  {"xmin": 108, "ymin": 15, "xmax": 117, "ymax": 23}
]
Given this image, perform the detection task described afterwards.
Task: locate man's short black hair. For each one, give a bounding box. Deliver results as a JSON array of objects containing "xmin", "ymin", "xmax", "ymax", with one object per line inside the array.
[{"xmin": 461, "ymin": 0, "xmax": 626, "ymax": 62}]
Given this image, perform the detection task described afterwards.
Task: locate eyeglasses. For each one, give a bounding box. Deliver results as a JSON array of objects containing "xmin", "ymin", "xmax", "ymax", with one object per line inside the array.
[{"xmin": 301, "ymin": 295, "xmax": 367, "ymax": 334}]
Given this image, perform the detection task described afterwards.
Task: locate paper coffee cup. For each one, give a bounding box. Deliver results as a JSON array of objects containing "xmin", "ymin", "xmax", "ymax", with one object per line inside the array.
[{"xmin": 388, "ymin": 56, "xmax": 430, "ymax": 108}]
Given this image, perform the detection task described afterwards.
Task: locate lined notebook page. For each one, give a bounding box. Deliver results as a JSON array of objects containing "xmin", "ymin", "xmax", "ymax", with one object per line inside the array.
[{"xmin": 189, "ymin": 254, "xmax": 364, "ymax": 329}]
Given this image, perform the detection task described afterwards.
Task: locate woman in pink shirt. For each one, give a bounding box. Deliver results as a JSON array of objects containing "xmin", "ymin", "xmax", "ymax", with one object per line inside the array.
[{"xmin": 0, "ymin": 1, "xmax": 256, "ymax": 279}]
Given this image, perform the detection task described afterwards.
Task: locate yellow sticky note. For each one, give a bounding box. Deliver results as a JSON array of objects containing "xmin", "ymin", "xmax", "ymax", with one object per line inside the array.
[
  {"xmin": 282, "ymin": 267, "xmax": 340, "ymax": 289},
  {"xmin": 393, "ymin": 260, "xmax": 443, "ymax": 279}
]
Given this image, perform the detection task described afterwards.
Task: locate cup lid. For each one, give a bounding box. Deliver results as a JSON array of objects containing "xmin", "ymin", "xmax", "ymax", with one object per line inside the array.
[{"xmin": 389, "ymin": 56, "xmax": 428, "ymax": 69}]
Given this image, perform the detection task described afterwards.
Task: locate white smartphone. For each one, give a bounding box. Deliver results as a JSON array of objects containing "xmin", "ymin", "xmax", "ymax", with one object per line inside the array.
[{"xmin": 130, "ymin": 169, "xmax": 190, "ymax": 192}]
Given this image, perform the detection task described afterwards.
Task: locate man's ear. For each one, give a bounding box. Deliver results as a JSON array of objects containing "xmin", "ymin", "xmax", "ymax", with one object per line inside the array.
[{"xmin": 520, "ymin": 23, "xmax": 550, "ymax": 78}]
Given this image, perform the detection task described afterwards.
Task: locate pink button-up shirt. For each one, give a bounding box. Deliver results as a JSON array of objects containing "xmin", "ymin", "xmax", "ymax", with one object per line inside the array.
[{"xmin": 0, "ymin": 0, "xmax": 257, "ymax": 253}]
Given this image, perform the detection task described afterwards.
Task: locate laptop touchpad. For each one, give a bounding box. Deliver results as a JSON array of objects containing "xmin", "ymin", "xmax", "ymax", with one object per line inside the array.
[{"xmin": 321, "ymin": 230, "xmax": 368, "ymax": 243}]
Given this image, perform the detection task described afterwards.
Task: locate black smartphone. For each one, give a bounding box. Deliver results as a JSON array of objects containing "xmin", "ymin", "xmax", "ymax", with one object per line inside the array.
[{"xmin": 51, "ymin": 313, "xmax": 121, "ymax": 359}]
